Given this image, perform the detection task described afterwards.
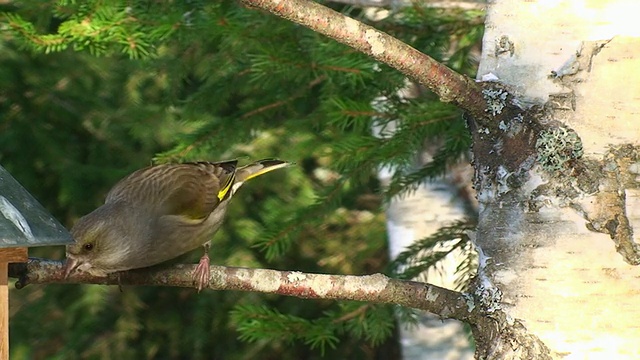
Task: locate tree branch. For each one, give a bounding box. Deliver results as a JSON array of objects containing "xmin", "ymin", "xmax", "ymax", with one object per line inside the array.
[
  {"xmin": 10, "ymin": 259, "xmax": 552, "ymax": 356},
  {"xmin": 325, "ymin": 0, "xmax": 485, "ymax": 10},
  {"xmin": 10, "ymin": 258, "xmax": 473, "ymax": 320},
  {"xmin": 240, "ymin": 0, "xmax": 488, "ymax": 121}
]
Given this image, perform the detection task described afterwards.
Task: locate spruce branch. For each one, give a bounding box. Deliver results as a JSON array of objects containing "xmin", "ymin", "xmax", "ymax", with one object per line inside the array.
[{"xmin": 240, "ymin": 0, "xmax": 488, "ymax": 121}]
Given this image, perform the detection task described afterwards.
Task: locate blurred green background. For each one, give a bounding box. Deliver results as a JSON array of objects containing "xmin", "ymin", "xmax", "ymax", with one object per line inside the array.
[{"xmin": 1, "ymin": 1, "xmax": 482, "ymax": 359}]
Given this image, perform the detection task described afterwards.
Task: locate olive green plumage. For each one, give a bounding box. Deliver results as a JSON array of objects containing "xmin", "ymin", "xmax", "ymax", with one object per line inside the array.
[{"xmin": 64, "ymin": 159, "xmax": 290, "ymax": 289}]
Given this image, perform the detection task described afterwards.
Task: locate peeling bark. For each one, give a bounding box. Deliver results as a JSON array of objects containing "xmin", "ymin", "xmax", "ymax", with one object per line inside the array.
[{"xmin": 471, "ymin": 1, "xmax": 640, "ymax": 358}]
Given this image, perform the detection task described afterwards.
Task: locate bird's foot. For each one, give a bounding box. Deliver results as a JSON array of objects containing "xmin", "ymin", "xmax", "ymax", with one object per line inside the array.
[{"xmin": 192, "ymin": 254, "xmax": 211, "ymax": 292}]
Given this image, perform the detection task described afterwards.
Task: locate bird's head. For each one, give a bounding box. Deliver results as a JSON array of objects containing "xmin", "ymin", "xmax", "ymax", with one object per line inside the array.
[{"xmin": 63, "ymin": 204, "xmax": 133, "ymax": 278}]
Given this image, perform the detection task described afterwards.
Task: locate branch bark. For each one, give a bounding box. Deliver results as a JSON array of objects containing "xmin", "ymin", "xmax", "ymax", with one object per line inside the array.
[
  {"xmin": 9, "ymin": 258, "xmax": 552, "ymax": 357},
  {"xmin": 11, "ymin": 258, "xmax": 470, "ymax": 318},
  {"xmin": 325, "ymin": 0, "xmax": 485, "ymax": 10},
  {"xmin": 240, "ymin": 0, "xmax": 488, "ymax": 121}
]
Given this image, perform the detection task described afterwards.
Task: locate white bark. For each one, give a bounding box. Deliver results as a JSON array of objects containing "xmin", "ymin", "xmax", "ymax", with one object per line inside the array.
[
  {"xmin": 376, "ymin": 85, "xmax": 475, "ymax": 358},
  {"xmin": 385, "ymin": 181, "xmax": 474, "ymax": 360},
  {"xmin": 475, "ymin": 0, "xmax": 640, "ymax": 358}
]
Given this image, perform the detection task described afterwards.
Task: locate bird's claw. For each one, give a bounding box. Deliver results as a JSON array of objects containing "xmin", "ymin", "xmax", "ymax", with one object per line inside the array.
[{"xmin": 192, "ymin": 254, "xmax": 211, "ymax": 292}]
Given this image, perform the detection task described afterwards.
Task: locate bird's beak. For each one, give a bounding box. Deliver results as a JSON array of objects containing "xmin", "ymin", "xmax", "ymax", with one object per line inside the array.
[{"xmin": 63, "ymin": 256, "xmax": 80, "ymax": 279}]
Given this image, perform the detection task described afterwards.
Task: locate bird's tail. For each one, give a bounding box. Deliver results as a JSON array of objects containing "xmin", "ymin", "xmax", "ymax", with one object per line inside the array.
[{"xmin": 232, "ymin": 159, "xmax": 291, "ymax": 192}]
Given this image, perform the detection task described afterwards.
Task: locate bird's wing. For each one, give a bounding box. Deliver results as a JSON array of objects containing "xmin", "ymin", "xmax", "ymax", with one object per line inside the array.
[{"xmin": 105, "ymin": 161, "xmax": 238, "ymax": 221}]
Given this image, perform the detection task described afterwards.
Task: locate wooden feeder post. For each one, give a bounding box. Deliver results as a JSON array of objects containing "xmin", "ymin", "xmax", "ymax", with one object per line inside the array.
[
  {"xmin": 0, "ymin": 247, "xmax": 28, "ymax": 359},
  {"xmin": 0, "ymin": 165, "xmax": 73, "ymax": 360}
]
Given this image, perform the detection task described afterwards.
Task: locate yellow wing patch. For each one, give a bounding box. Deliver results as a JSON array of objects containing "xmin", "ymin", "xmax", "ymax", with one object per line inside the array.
[{"xmin": 217, "ymin": 171, "xmax": 236, "ymax": 201}]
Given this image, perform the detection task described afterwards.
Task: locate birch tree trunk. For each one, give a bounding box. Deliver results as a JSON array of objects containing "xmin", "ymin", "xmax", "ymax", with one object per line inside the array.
[
  {"xmin": 383, "ymin": 163, "xmax": 475, "ymax": 360},
  {"xmin": 387, "ymin": 180, "xmax": 473, "ymax": 360},
  {"xmin": 472, "ymin": 0, "xmax": 640, "ymax": 358},
  {"xmin": 375, "ymin": 77, "xmax": 477, "ymax": 359}
]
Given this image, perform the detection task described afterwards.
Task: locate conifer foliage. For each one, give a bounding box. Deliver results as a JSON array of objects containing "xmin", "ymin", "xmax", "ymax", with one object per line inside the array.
[{"xmin": 2, "ymin": 1, "xmax": 482, "ymax": 358}]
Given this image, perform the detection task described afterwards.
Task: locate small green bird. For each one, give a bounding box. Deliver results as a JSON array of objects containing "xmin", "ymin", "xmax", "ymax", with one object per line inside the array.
[{"xmin": 63, "ymin": 159, "xmax": 290, "ymax": 291}]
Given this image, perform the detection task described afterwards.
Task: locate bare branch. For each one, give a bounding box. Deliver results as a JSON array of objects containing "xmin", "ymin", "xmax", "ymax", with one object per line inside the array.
[
  {"xmin": 10, "ymin": 258, "xmax": 473, "ymax": 320},
  {"xmin": 10, "ymin": 258, "xmax": 552, "ymax": 356},
  {"xmin": 241, "ymin": 0, "xmax": 488, "ymax": 121},
  {"xmin": 325, "ymin": 0, "xmax": 485, "ymax": 10}
]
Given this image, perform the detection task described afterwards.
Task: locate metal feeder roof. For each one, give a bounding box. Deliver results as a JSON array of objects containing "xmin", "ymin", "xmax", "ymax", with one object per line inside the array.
[{"xmin": 0, "ymin": 165, "xmax": 72, "ymax": 248}]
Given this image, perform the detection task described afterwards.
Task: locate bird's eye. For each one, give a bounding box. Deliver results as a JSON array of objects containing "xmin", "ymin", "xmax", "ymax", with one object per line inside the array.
[{"xmin": 83, "ymin": 243, "xmax": 94, "ymax": 251}]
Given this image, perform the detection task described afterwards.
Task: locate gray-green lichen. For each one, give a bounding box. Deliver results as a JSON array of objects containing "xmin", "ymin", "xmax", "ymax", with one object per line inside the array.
[
  {"xmin": 483, "ymin": 88, "xmax": 508, "ymax": 116},
  {"xmin": 476, "ymin": 283, "xmax": 503, "ymax": 314},
  {"xmin": 462, "ymin": 293, "xmax": 476, "ymax": 312},
  {"xmin": 535, "ymin": 126, "xmax": 583, "ymax": 172}
]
